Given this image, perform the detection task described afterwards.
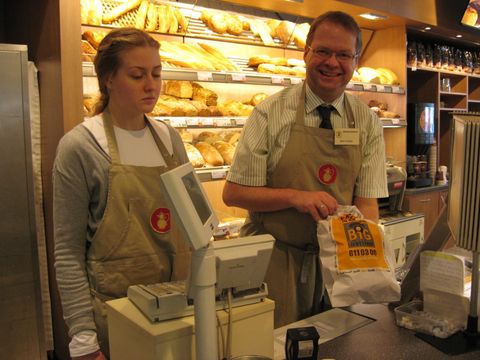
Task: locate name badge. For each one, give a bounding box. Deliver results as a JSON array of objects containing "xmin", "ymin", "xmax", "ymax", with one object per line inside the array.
[{"xmin": 334, "ymin": 128, "xmax": 359, "ymax": 145}]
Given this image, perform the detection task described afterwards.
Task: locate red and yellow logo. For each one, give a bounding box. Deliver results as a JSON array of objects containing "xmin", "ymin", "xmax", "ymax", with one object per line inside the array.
[
  {"xmin": 318, "ymin": 164, "xmax": 337, "ymax": 185},
  {"xmin": 150, "ymin": 208, "xmax": 171, "ymax": 233}
]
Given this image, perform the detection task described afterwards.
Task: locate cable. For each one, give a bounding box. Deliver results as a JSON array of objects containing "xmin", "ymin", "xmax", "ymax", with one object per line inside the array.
[
  {"xmin": 216, "ymin": 311, "xmax": 226, "ymax": 360},
  {"xmin": 226, "ymin": 288, "xmax": 233, "ymax": 359}
]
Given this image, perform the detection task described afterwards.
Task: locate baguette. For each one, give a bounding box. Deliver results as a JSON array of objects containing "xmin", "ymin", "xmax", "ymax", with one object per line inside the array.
[
  {"xmin": 184, "ymin": 143, "xmax": 205, "ymax": 168},
  {"xmin": 157, "ymin": 5, "xmax": 169, "ymax": 33},
  {"xmin": 102, "ymin": 0, "xmax": 141, "ymax": 24},
  {"xmin": 145, "ymin": 4, "xmax": 158, "ymax": 32},
  {"xmin": 174, "ymin": 8, "xmax": 188, "ymax": 32},
  {"xmin": 134, "ymin": 0, "xmax": 149, "ymax": 29},
  {"xmin": 167, "ymin": 6, "xmax": 179, "ymax": 34}
]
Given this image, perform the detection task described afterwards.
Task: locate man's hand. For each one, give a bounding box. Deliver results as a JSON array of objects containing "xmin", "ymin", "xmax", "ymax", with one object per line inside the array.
[
  {"xmin": 72, "ymin": 350, "xmax": 107, "ymax": 360},
  {"xmin": 290, "ymin": 190, "xmax": 338, "ymax": 222}
]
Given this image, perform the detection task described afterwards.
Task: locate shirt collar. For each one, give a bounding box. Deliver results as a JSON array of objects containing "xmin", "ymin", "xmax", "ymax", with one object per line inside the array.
[{"xmin": 305, "ymin": 83, "xmax": 345, "ymax": 118}]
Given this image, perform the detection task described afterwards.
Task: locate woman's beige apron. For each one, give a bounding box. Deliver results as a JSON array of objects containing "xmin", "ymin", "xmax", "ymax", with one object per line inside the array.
[
  {"xmin": 86, "ymin": 112, "xmax": 190, "ymax": 356},
  {"xmin": 241, "ymin": 85, "xmax": 363, "ymax": 327}
]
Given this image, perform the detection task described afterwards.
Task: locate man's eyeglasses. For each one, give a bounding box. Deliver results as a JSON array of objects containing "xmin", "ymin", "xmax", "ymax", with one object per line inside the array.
[{"xmin": 307, "ymin": 46, "xmax": 358, "ymax": 63}]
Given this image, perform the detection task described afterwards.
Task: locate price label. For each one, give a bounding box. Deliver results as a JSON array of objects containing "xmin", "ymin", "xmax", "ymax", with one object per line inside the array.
[
  {"xmin": 363, "ymin": 84, "xmax": 376, "ymax": 91},
  {"xmin": 211, "ymin": 170, "xmax": 228, "ymax": 179},
  {"xmin": 383, "ymin": 86, "xmax": 393, "ymax": 93},
  {"xmin": 231, "ymin": 73, "xmax": 246, "ymax": 82},
  {"xmin": 197, "ymin": 71, "xmax": 213, "ymax": 81},
  {"xmin": 391, "ymin": 118, "xmax": 400, "ymax": 125},
  {"xmin": 271, "ymin": 76, "xmax": 285, "ymax": 85},
  {"xmin": 290, "ymin": 77, "xmax": 303, "ymax": 84}
]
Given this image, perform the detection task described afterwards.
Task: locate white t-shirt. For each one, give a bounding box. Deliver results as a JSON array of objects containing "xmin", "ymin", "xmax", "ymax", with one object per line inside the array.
[{"xmin": 82, "ymin": 115, "xmax": 173, "ymax": 166}]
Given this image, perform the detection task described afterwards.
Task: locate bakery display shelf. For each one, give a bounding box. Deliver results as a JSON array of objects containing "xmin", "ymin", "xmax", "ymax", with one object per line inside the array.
[
  {"xmin": 380, "ymin": 117, "xmax": 406, "ymax": 128},
  {"xmin": 439, "ymin": 107, "xmax": 468, "ymax": 112},
  {"xmin": 346, "ymin": 81, "xmax": 405, "ymax": 94},
  {"xmin": 160, "ymin": 116, "xmax": 246, "ymax": 128},
  {"xmin": 82, "ymin": 61, "xmax": 303, "ymax": 86},
  {"xmin": 195, "ymin": 165, "xmax": 230, "ymax": 182},
  {"xmin": 83, "ymin": 62, "xmax": 402, "ymax": 94},
  {"xmin": 94, "ymin": 0, "xmax": 303, "ymax": 50},
  {"xmin": 439, "ymin": 91, "xmax": 467, "ymax": 96}
]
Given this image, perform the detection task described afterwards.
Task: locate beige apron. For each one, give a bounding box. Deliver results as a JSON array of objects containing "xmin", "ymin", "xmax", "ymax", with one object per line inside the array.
[
  {"xmin": 241, "ymin": 84, "xmax": 362, "ymax": 327},
  {"xmin": 86, "ymin": 112, "xmax": 190, "ymax": 356}
]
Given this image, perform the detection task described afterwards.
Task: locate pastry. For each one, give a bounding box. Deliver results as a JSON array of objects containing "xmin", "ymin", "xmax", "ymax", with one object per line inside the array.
[{"xmin": 248, "ymin": 55, "xmax": 271, "ymax": 67}]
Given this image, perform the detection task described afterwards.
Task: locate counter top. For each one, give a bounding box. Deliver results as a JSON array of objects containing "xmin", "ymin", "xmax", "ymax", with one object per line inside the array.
[
  {"xmin": 405, "ymin": 184, "xmax": 449, "ymax": 195},
  {"xmin": 316, "ymin": 304, "xmax": 480, "ymax": 359}
]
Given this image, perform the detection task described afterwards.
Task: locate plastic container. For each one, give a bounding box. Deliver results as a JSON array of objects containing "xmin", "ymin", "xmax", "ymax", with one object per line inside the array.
[{"xmin": 394, "ymin": 300, "xmax": 463, "ymax": 338}]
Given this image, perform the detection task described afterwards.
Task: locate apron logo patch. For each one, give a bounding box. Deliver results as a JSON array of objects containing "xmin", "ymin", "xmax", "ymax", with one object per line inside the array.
[
  {"xmin": 150, "ymin": 208, "xmax": 171, "ymax": 234},
  {"xmin": 318, "ymin": 164, "xmax": 337, "ymax": 185}
]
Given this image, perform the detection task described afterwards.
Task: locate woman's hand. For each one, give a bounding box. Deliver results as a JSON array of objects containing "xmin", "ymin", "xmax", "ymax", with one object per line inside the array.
[{"xmin": 72, "ymin": 350, "xmax": 107, "ymax": 360}]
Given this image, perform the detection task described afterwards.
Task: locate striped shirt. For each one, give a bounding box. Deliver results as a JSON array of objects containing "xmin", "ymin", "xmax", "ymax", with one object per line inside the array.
[{"xmin": 227, "ymin": 83, "xmax": 388, "ymax": 199}]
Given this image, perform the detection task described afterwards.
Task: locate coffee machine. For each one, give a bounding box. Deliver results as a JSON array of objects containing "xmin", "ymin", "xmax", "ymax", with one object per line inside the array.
[{"xmin": 406, "ymin": 103, "xmax": 435, "ymax": 188}]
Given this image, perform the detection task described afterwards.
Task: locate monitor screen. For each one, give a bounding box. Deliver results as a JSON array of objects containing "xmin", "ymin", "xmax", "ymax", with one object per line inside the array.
[
  {"xmin": 160, "ymin": 162, "xmax": 219, "ymax": 250},
  {"xmin": 461, "ymin": 0, "xmax": 480, "ymax": 29},
  {"xmin": 181, "ymin": 171, "xmax": 212, "ymax": 225}
]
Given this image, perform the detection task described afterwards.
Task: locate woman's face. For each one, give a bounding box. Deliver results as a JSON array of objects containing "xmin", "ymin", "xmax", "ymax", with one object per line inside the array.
[
  {"xmin": 107, "ymin": 46, "xmax": 162, "ymax": 118},
  {"xmin": 304, "ymin": 21, "xmax": 358, "ymax": 102}
]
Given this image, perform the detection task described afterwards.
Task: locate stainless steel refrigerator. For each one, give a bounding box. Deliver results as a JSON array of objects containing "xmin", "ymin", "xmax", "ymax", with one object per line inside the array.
[{"xmin": 0, "ymin": 44, "xmax": 47, "ymax": 359}]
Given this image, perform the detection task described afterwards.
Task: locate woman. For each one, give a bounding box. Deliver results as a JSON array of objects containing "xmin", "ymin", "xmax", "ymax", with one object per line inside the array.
[{"xmin": 53, "ymin": 28, "xmax": 190, "ymax": 359}]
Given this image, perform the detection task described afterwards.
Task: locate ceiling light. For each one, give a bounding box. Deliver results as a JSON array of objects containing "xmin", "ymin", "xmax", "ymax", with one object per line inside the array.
[
  {"xmin": 456, "ymin": 34, "xmax": 463, "ymax": 38},
  {"xmin": 424, "ymin": 26, "xmax": 431, "ymax": 30},
  {"xmin": 359, "ymin": 13, "xmax": 388, "ymax": 21}
]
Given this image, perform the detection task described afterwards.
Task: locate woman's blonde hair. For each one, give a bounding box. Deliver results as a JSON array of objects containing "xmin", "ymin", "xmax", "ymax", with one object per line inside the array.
[{"xmin": 90, "ymin": 28, "xmax": 160, "ymax": 116}]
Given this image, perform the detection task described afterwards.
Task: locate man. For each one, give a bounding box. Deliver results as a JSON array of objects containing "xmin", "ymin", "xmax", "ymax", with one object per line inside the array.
[{"xmin": 222, "ymin": 11, "xmax": 388, "ymax": 327}]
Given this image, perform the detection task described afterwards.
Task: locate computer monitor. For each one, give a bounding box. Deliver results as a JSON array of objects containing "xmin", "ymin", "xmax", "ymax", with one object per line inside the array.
[
  {"xmin": 212, "ymin": 235, "xmax": 275, "ymax": 296},
  {"xmin": 160, "ymin": 162, "xmax": 219, "ymax": 250}
]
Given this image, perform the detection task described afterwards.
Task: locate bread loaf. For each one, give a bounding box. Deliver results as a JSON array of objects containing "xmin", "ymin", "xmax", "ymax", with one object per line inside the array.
[
  {"xmin": 197, "ymin": 131, "xmax": 221, "ymax": 144},
  {"xmin": 184, "ymin": 143, "xmax": 205, "ymax": 168},
  {"xmin": 174, "ymin": 8, "xmax": 188, "ymax": 32},
  {"xmin": 145, "ymin": 4, "xmax": 158, "ymax": 32},
  {"xmin": 192, "ymin": 83, "xmax": 218, "ymax": 106},
  {"xmin": 223, "ymin": 131, "xmax": 241, "ymax": 145},
  {"xmin": 212, "ymin": 141, "xmax": 236, "ymax": 165},
  {"xmin": 178, "ymin": 129, "xmax": 193, "ymax": 143},
  {"xmin": 159, "ymin": 6, "xmax": 171, "ymax": 33},
  {"xmin": 248, "ymin": 55, "xmax": 271, "ymax": 67},
  {"xmin": 208, "ymin": 13, "xmax": 228, "ymax": 34},
  {"xmin": 82, "ymin": 30, "xmax": 104, "ymax": 49},
  {"xmin": 167, "ymin": 6, "xmax": 179, "ymax": 34},
  {"xmin": 249, "ymin": 93, "xmax": 268, "ymax": 106},
  {"xmin": 266, "ymin": 19, "xmax": 281, "ymax": 37},
  {"xmin": 87, "ymin": 0, "xmax": 103, "ymax": 25},
  {"xmin": 195, "ymin": 142, "xmax": 224, "ymax": 166},
  {"xmin": 164, "ymin": 80, "xmax": 193, "ymax": 99},
  {"xmin": 103, "ymin": 0, "xmax": 141, "ymax": 24},
  {"xmin": 226, "ymin": 14, "xmax": 243, "ymax": 36},
  {"xmin": 190, "ymin": 100, "xmax": 211, "ymax": 117},
  {"xmin": 81, "ymin": 40, "xmax": 97, "ymax": 55},
  {"xmin": 134, "ymin": 0, "xmax": 149, "ymax": 29},
  {"xmin": 276, "ymin": 21, "xmax": 295, "ymax": 44}
]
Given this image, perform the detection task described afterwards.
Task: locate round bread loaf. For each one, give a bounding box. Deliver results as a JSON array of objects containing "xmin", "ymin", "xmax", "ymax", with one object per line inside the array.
[{"xmin": 195, "ymin": 141, "xmax": 224, "ymax": 166}]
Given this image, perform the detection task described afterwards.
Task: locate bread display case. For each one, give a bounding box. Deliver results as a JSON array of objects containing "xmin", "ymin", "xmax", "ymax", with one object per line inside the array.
[{"xmin": 79, "ymin": 0, "xmax": 408, "ymax": 221}]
